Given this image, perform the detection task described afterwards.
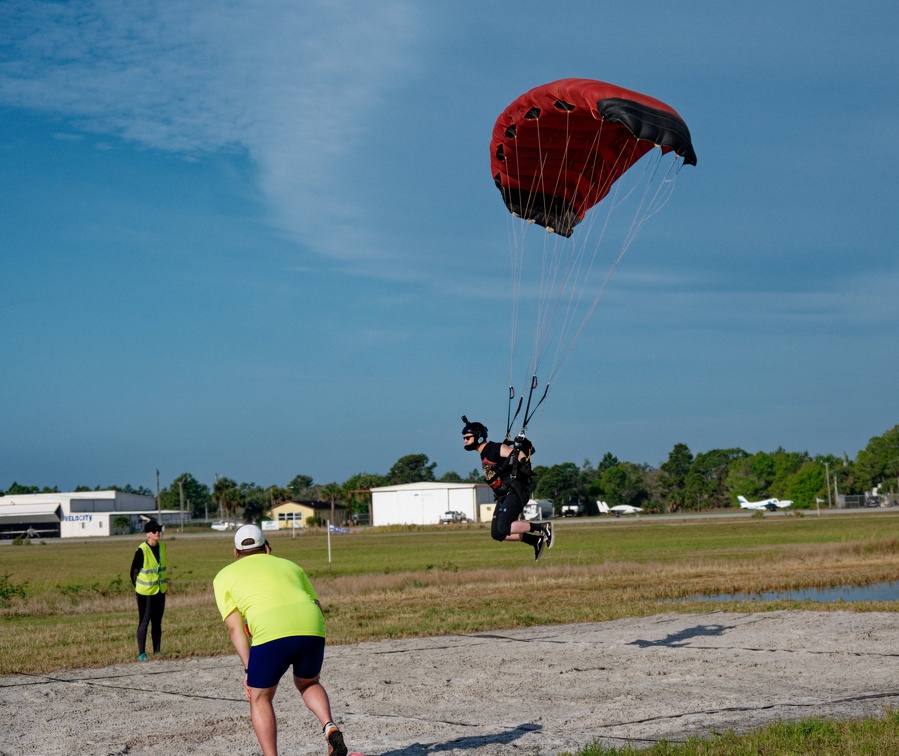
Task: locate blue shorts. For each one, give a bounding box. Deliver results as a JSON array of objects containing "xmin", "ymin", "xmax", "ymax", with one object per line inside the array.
[{"xmin": 247, "ymin": 635, "xmax": 326, "ymax": 689}]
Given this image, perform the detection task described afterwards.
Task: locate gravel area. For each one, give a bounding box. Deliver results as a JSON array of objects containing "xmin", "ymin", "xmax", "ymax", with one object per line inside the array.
[{"xmin": 3, "ymin": 611, "xmax": 898, "ymax": 755}]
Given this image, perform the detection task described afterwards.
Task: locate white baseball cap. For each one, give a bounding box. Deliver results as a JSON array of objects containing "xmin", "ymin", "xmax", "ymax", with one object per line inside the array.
[{"xmin": 234, "ymin": 524, "xmax": 265, "ymax": 551}]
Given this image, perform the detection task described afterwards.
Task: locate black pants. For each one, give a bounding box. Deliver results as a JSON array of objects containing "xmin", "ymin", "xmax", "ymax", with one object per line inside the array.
[
  {"xmin": 491, "ymin": 481, "xmax": 529, "ymax": 541},
  {"xmin": 136, "ymin": 592, "xmax": 166, "ymax": 655}
]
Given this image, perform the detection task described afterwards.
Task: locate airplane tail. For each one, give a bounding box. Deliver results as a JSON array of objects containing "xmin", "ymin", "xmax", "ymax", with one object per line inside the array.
[
  {"xmin": 597, "ymin": 501, "xmax": 610, "ymax": 514},
  {"xmin": 737, "ymin": 495, "xmax": 748, "ymax": 505}
]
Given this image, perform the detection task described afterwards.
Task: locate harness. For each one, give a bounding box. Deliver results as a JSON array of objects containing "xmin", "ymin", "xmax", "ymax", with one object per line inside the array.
[{"xmin": 481, "ymin": 440, "xmax": 535, "ymax": 499}]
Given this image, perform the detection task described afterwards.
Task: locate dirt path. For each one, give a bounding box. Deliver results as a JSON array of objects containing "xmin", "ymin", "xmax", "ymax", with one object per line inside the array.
[{"xmin": 3, "ymin": 611, "xmax": 898, "ymax": 755}]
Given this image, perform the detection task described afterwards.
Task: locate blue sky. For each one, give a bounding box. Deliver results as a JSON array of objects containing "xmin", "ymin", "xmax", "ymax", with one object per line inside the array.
[{"xmin": 2, "ymin": 1, "xmax": 897, "ymax": 492}]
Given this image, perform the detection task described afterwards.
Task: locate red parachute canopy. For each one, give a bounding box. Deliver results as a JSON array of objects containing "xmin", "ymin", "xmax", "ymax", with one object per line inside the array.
[{"xmin": 491, "ymin": 78, "xmax": 697, "ymax": 237}]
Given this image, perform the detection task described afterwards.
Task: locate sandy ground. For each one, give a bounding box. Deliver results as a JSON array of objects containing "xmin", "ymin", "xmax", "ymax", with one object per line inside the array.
[{"xmin": 2, "ymin": 611, "xmax": 898, "ymax": 755}]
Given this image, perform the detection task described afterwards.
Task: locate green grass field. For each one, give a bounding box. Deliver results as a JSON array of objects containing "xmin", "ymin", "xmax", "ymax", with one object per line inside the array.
[
  {"xmin": 560, "ymin": 711, "xmax": 899, "ymax": 755},
  {"xmin": 2, "ymin": 512, "xmax": 898, "ymax": 676}
]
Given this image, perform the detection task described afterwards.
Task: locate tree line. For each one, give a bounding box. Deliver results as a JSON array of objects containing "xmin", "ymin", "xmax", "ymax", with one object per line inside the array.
[
  {"xmin": 4, "ymin": 425, "xmax": 897, "ymax": 519},
  {"xmin": 531, "ymin": 425, "xmax": 898, "ymax": 512}
]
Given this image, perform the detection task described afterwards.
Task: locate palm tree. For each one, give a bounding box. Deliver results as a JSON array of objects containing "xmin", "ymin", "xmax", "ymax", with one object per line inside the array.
[
  {"xmin": 224, "ymin": 486, "xmax": 246, "ymax": 525},
  {"xmin": 319, "ymin": 482, "xmax": 343, "ymax": 526},
  {"xmin": 113, "ymin": 515, "xmax": 131, "ymax": 535},
  {"xmin": 213, "ymin": 477, "xmax": 239, "ymax": 525}
]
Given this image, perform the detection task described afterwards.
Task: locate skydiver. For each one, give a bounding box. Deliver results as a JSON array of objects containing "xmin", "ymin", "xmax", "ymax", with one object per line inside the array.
[{"xmin": 462, "ymin": 416, "xmax": 553, "ymax": 560}]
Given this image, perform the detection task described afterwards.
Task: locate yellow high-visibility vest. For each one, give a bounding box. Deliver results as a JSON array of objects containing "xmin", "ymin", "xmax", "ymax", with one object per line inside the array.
[{"xmin": 135, "ymin": 542, "xmax": 168, "ymax": 595}]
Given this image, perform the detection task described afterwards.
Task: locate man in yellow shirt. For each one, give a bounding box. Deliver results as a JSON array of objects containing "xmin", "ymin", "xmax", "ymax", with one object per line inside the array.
[{"xmin": 213, "ymin": 524, "xmax": 349, "ymax": 756}]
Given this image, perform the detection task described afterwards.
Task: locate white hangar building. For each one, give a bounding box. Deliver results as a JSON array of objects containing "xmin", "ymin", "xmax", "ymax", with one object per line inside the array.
[
  {"xmin": 370, "ymin": 482, "xmax": 494, "ymax": 526},
  {"xmin": 0, "ymin": 490, "xmax": 160, "ymax": 539}
]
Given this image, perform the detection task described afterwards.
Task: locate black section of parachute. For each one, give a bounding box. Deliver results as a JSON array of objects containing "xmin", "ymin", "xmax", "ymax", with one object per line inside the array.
[
  {"xmin": 596, "ymin": 98, "xmax": 697, "ymax": 167},
  {"xmin": 492, "ymin": 182, "xmax": 581, "ymax": 238}
]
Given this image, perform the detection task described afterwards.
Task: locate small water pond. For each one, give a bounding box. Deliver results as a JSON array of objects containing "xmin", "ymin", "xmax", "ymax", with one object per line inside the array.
[{"xmin": 681, "ymin": 581, "xmax": 899, "ymax": 603}]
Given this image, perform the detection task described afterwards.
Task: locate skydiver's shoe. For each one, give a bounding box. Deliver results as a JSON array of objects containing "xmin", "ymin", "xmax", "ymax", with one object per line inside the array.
[
  {"xmin": 324, "ymin": 722, "xmax": 348, "ymax": 756},
  {"xmin": 138, "ymin": 653, "xmax": 148, "ymax": 661},
  {"xmin": 543, "ymin": 522, "xmax": 554, "ymax": 549},
  {"xmin": 534, "ymin": 534, "xmax": 547, "ymax": 562}
]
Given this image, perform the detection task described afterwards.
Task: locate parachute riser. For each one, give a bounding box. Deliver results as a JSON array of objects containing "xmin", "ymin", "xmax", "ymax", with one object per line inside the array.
[
  {"xmin": 505, "ymin": 386, "xmax": 522, "ymax": 443},
  {"xmin": 509, "ymin": 374, "xmax": 549, "ymax": 439}
]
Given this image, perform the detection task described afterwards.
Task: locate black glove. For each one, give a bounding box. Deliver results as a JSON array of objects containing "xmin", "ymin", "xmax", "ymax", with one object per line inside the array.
[{"xmin": 513, "ymin": 435, "xmax": 534, "ymax": 456}]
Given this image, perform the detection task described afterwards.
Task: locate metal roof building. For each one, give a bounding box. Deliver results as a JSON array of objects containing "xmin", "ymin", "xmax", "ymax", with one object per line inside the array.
[
  {"xmin": 0, "ymin": 490, "xmax": 159, "ymax": 539},
  {"xmin": 370, "ymin": 482, "xmax": 493, "ymax": 526}
]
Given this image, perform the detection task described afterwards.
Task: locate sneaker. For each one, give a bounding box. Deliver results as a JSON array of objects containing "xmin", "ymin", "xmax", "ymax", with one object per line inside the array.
[
  {"xmin": 138, "ymin": 653, "xmax": 148, "ymax": 661},
  {"xmin": 325, "ymin": 724, "xmax": 347, "ymax": 756},
  {"xmin": 533, "ymin": 534, "xmax": 546, "ymax": 562},
  {"xmin": 543, "ymin": 522, "xmax": 554, "ymax": 549}
]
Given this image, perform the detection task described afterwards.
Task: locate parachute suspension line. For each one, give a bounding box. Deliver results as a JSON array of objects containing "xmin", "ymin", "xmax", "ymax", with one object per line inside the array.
[
  {"xmin": 507, "ymin": 111, "xmax": 567, "ymax": 410},
  {"xmin": 546, "ymin": 149, "xmax": 686, "ymax": 385},
  {"xmin": 547, "ymin": 149, "xmax": 653, "ymax": 384},
  {"xmin": 516, "ymin": 122, "xmax": 579, "ymax": 433},
  {"xmin": 614, "ymin": 149, "xmax": 682, "ymax": 249},
  {"xmin": 505, "ymin": 114, "xmax": 533, "ymax": 401},
  {"xmin": 511, "ymin": 114, "xmax": 617, "ymax": 405},
  {"xmin": 530, "ymin": 115, "xmax": 562, "ymax": 380},
  {"xmin": 507, "ymin": 211, "xmax": 523, "ymax": 396},
  {"xmin": 526, "ymin": 108, "xmax": 580, "ymax": 386},
  {"xmin": 510, "ymin": 146, "xmax": 684, "ymax": 393},
  {"xmin": 506, "ymin": 111, "xmax": 556, "ymax": 410},
  {"xmin": 530, "ymin": 207, "xmax": 562, "ymax": 377},
  {"xmin": 543, "ymin": 126, "xmax": 615, "ymax": 379},
  {"xmin": 523, "ymin": 121, "xmax": 621, "ymax": 386}
]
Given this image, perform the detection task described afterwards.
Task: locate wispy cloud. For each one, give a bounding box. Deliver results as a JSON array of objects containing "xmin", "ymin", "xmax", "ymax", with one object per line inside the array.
[{"xmin": 0, "ymin": 0, "xmax": 424, "ymax": 263}]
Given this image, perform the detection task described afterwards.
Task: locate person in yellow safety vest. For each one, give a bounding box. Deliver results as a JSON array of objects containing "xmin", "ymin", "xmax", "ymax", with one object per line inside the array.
[{"xmin": 129, "ymin": 519, "xmax": 167, "ymax": 661}]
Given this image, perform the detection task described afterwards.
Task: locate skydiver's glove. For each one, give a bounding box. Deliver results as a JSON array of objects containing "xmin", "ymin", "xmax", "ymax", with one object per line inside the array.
[{"xmin": 513, "ymin": 435, "xmax": 534, "ymax": 457}]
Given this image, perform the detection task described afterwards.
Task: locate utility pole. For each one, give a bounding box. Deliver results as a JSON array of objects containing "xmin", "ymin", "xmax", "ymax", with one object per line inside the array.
[
  {"xmin": 179, "ymin": 479, "xmax": 185, "ymax": 532},
  {"xmin": 155, "ymin": 469, "xmax": 162, "ymax": 523},
  {"xmin": 825, "ymin": 462, "xmax": 832, "ymax": 508}
]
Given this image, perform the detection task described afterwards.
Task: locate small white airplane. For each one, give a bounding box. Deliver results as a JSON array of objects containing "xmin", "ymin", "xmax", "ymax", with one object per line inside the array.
[
  {"xmin": 737, "ymin": 495, "xmax": 793, "ymax": 511},
  {"xmin": 4, "ymin": 525, "xmax": 57, "ymax": 539},
  {"xmin": 597, "ymin": 501, "xmax": 643, "ymax": 517}
]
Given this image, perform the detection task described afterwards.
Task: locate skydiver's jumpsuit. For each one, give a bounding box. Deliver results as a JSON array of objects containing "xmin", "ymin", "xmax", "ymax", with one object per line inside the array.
[{"xmin": 481, "ymin": 441, "xmax": 540, "ymax": 546}]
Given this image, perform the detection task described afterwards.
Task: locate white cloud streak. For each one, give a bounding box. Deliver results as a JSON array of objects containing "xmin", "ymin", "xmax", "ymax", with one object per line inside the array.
[{"xmin": 0, "ymin": 0, "xmax": 423, "ymax": 263}]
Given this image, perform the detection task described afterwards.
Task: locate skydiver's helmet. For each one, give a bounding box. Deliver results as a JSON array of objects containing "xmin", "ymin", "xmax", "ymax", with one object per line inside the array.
[{"xmin": 461, "ymin": 415, "xmax": 488, "ymax": 450}]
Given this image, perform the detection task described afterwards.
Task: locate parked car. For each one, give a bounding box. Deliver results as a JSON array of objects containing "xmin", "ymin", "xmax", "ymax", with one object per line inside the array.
[
  {"xmin": 210, "ymin": 521, "xmax": 236, "ymax": 531},
  {"xmin": 439, "ymin": 511, "xmax": 469, "ymax": 524}
]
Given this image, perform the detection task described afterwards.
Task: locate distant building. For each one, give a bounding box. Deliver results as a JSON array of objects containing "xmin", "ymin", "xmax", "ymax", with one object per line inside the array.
[
  {"xmin": 370, "ymin": 482, "xmax": 493, "ymax": 526},
  {"xmin": 0, "ymin": 491, "xmax": 161, "ymax": 539},
  {"xmin": 270, "ymin": 500, "xmax": 348, "ymax": 529},
  {"xmin": 479, "ymin": 501, "xmax": 497, "ymax": 523}
]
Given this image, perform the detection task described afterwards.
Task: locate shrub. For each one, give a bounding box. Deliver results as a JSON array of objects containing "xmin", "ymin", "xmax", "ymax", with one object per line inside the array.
[{"xmin": 0, "ymin": 573, "xmax": 28, "ymax": 607}]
